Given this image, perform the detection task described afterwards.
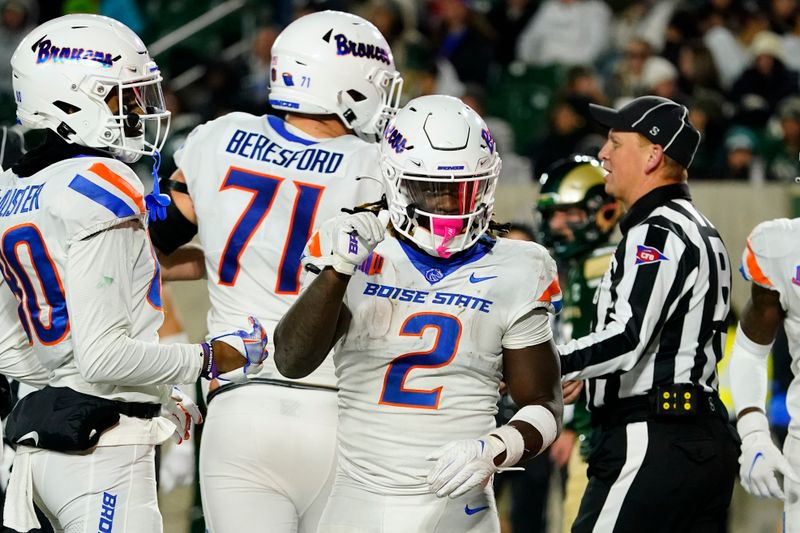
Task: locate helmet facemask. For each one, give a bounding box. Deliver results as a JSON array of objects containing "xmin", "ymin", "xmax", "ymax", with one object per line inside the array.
[
  {"xmin": 349, "ymin": 66, "xmax": 403, "ymax": 140},
  {"xmin": 384, "ymin": 157, "xmax": 500, "ymax": 258},
  {"xmin": 99, "ymin": 64, "xmax": 170, "ymax": 163}
]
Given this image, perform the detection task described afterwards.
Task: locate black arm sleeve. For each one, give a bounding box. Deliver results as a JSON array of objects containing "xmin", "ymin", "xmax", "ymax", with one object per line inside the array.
[{"xmin": 148, "ymin": 188, "xmax": 198, "ymax": 255}]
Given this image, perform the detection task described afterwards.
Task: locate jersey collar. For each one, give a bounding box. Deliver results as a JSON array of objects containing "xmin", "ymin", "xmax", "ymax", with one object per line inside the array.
[
  {"xmin": 267, "ymin": 115, "xmax": 318, "ymax": 146},
  {"xmin": 619, "ymin": 183, "xmax": 691, "ymax": 235},
  {"xmin": 398, "ymin": 236, "xmax": 495, "ymax": 285}
]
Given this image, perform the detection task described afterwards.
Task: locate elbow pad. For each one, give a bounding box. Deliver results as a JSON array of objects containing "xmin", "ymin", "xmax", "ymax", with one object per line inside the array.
[
  {"xmin": 148, "ymin": 189, "xmax": 198, "ymax": 255},
  {"xmin": 729, "ymin": 325, "xmax": 772, "ymax": 417}
]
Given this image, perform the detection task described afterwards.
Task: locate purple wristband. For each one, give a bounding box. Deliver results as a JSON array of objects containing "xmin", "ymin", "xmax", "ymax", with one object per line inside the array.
[{"xmin": 201, "ymin": 342, "xmax": 217, "ymax": 379}]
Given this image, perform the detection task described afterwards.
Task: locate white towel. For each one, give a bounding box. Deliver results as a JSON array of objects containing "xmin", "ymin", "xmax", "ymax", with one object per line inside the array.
[{"xmin": 3, "ymin": 450, "xmax": 40, "ymax": 532}]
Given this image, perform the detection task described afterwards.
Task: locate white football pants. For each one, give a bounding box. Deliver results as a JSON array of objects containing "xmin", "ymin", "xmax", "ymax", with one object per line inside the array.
[
  {"xmin": 784, "ymin": 433, "xmax": 800, "ymax": 531},
  {"xmin": 199, "ymin": 384, "xmax": 337, "ymax": 533},
  {"xmin": 317, "ymin": 471, "xmax": 500, "ymax": 533},
  {"xmin": 31, "ymin": 444, "xmax": 161, "ymax": 533}
]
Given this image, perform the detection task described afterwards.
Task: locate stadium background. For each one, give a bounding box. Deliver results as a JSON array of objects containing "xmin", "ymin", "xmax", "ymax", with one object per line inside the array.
[{"xmin": 0, "ymin": 0, "xmax": 797, "ymax": 531}]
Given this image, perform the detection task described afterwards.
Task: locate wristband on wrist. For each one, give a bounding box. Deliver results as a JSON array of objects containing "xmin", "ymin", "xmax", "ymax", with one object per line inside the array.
[{"xmin": 200, "ymin": 342, "xmax": 217, "ymax": 379}]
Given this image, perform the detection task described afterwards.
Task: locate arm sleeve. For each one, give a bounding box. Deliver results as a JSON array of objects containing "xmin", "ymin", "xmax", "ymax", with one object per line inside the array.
[
  {"xmin": 0, "ymin": 280, "xmax": 49, "ymax": 388},
  {"xmin": 66, "ymin": 223, "xmax": 203, "ymax": 385},
  {"xmin": 559, "ymin": 223, "xmax": 696, "ymax": 380},
  {"xmin": 728, "ymin": 326, "xmax": 771, "ymax": 416}
]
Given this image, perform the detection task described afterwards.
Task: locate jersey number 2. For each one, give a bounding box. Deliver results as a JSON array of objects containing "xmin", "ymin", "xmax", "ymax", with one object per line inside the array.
[
  {"xmin": 379, "ymin": 313, "xmax": 462, "ymax": 409},
  {"xmin": 218, "ymin": 167, "xmax": 323, "ymax": 293}
]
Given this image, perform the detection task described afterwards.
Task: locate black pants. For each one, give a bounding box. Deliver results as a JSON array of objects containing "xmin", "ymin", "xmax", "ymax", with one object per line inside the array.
[{"xmin": 571, "ymin": 416, "xmax": 738, "ymax": 533}]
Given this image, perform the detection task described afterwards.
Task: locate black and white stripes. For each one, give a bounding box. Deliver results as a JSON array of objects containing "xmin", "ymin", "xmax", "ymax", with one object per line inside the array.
[{"xmin": 559, "ymin": 184, "xmax": 731, "ymax": 409}]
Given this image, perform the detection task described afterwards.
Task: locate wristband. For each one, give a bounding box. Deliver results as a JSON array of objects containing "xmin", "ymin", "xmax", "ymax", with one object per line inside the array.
[
  {"xmin": 200, "ymin": 342, "xmax": 217, "ymax": 379},
  {"xmin": 510, "ymin": 404, "xmax": 559, "ymax": 455}
]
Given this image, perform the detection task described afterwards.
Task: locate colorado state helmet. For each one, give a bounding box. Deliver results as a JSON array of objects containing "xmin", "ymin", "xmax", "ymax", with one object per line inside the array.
[{"xmin": 535, "ymin": 155, "xmax": 621, "ymax": 259}]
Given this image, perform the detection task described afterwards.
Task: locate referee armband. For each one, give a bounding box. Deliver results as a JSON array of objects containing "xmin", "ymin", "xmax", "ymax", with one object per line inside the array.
[{"xmin": 148, "ymin": 181, "xmax": 197, "ymax": 255}]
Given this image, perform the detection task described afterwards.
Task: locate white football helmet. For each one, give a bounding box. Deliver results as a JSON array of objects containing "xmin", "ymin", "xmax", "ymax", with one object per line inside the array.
[
  {"xmin": 381, "ymin": 95, "xmax": 501, "ymax": 258},
  {"xmin": 11, "ymin": 14, "xmax": 169, "ymax": 163},
  {"xmin": 269, "ymin": 10, "xmax": 402, "ymax": 140}
]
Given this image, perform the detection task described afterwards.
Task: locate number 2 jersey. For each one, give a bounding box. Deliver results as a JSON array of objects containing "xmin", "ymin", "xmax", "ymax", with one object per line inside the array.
[
  {"xmin": 175, "ymin": 113, "xmax": 382, "ymax": 387},
  {"xmin": 740, "ymin": 217, "xmax": 800, "ymax": 436},
  {"xmin": 0, "ymin": 156, "xmax": 201, "ymax": 410},
  {"xmin": 331, "ymin": 235, "xmax": 561, "ymax": 494}
]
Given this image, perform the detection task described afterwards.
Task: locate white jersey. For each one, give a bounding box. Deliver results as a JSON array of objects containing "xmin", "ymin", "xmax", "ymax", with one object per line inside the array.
[
  {"xmin": 176, "ymin": 113, "xmax": 382, "ymax": 387},
  {"xmin": 740, "ymin": 218, "xmax": 800, "ymax": 436},
  {"xmin": 333, "ymin": 236, "xmax": 561, "ymax": 494},
  {"xmin": 0, "ymin": 157, "xmax": 201, "ymax": 408}
]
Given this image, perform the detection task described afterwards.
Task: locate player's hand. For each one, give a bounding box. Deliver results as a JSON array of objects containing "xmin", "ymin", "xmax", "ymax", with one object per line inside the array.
[
  {"xmin": 210, "ymin": 316, "xmax": 269, "ymax": 379},
  {"xmin": 161, "ymin": 386, "xmax": 203, "ymax": 444},
  {"xmin": 302, "ymin": 211, "xmax": 389, "ymax": 276},
  {"xmin": 562, "ymin": 380, "xmax": 583, "ymax": 405},
  {"xmin": 549, "ymin": 429, "xmax": 576, "ymax": 468},
  {"xmin": 738, "ymin": 412, "xmax": 800, "ymax": 500},
  {"xmin": 426, "ymin": 437, "xmax": 504, "ymax": 498}
]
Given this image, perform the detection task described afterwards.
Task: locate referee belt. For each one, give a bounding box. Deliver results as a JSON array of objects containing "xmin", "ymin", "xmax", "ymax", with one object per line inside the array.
[{"xmin": 591, "ymin": 385, "xmax": 728, "ymax": 428}]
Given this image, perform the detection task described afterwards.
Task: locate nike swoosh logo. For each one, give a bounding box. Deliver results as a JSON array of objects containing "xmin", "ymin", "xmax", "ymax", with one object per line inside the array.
[
  {"xmin": 465, "ymin": 504, "xmax": 490, "ymax": 516},
  {"xmin": 469, "ymin": 273, "xmax": 497, "ymax": 284},
  {"xmin": 748, "ymin": 451, "xmax": 764, "ymax": 481}
]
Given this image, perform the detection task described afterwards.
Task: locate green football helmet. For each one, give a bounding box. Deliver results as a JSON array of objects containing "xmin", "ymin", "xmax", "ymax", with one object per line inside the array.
[{"xmin": 535, "ymin": 155, "xmax": 621, "ymax": 260}]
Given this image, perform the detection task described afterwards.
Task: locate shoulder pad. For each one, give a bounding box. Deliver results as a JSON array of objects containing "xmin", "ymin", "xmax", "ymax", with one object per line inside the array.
[
  {"xmin": 63, "ymin": 158, "xmax": 145, "ymax": 240},
  {"xmin": 746, "ymin": 218, "xmax": 799, "ymax": 259}
]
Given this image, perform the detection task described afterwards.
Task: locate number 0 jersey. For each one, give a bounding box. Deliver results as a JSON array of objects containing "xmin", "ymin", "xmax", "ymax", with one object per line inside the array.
[
  {"xmin": 176, "ymin": 113, "xmax": 382, "ymax": 387},
  {"xmin": 740, "ymin": 217, "xmax": 800, "ymax": 436},
  {"xmin": 332, "ymin": 236, "xmax": 560, "ymax": 494},
  {"xmin": 0, "ymin": 156, "xmax": 201, "ymax": 407}
]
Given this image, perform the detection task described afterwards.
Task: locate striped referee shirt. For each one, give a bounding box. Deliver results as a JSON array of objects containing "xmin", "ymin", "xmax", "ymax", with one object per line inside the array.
[{"xmin": 559, "ymin": 183, "xmax": 732, "ymax": 409}]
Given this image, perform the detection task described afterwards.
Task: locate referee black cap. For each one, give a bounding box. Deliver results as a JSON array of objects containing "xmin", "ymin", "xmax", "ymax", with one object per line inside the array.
[{"xmin": 589, "ymin": 96, "xmax": 701, "ymax": 169}]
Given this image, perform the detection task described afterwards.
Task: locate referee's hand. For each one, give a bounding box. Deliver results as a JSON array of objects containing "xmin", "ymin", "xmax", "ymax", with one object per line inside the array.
[{"xmin": 562, "ymin": 380, "xmax": 583, "ymax": 404}]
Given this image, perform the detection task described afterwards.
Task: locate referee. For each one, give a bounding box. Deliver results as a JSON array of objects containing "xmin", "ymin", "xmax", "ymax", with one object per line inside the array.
[{"xmin": 559, "ymin": 96, "xmax": 738, "ymax": 533}]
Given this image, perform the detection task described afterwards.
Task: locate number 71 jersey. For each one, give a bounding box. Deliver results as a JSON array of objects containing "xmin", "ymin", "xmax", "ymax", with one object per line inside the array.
[
  {"xmin": 175, "ymin": 112, "xmax": 382, "ymax": 386},
  {"xmin": 333, "ymin": 236, "xmax": 561, "ymax": 494}
]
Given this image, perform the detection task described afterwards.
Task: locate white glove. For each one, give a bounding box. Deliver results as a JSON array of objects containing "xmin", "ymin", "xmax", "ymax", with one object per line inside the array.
[
  {"xmin": 302, "ymin": 211, "xmax": 389, "ymax": 275},
  {"xmin": 738, "ymin": 412, "xmax": 800, "ymax": 500},
  {"xmin": 159, "ymin": 434, "xmax": 196, "ymax": 494},
  {"xmin": 161, "ymin": 386, "xmax": 203, "ymax": 444},
  {"xmin": 211, "ymin": 316, "xmax": 269, "ymax": 382},
  {"xmin": 426, "ymin": 436, "xmax": 505, "ymax": 498}
]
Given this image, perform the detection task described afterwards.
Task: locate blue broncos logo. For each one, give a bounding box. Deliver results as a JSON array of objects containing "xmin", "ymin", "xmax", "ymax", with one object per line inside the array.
[
  {"xmin": 333, "ymin": 34, "xmax": 390, "ymax": 65},
  {"xmin": 32, "ymin": 36, "xmax": 116, "ymax": 68},
  {"xmin": 384, "ymin": 124, "xmax": 408, "ymax": 154},
  {"xmin": 481, "ymin": 128, "xmax": 495, "ymax": 154}
]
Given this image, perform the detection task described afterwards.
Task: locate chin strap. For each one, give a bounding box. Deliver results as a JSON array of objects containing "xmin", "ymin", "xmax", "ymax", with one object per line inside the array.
[{"xmin": 144, "ymin": 150, "xmax": 171, "ymax": 222}]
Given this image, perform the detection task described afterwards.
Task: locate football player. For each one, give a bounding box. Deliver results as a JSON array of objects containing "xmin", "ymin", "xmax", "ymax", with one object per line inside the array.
[
  {"xmin": 729, "ymin": 218, "xmax": 800, "ymax": 527},
  {"xmin": 274, "ymin": 94, "xmax": 563, "ymax": 533},
  {"xmin": 0, "ymin": 15, "xmax": 267, "ymax": 533},
  {"xmin": 147, "ymin": 10, "xmax": 402, "ymax": 533}
]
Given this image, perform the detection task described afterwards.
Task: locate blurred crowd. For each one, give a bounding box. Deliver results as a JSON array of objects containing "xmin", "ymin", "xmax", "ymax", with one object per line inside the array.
[{"xmin": 3, "ymin": 0, "xmax": 800, "ymax": 184}]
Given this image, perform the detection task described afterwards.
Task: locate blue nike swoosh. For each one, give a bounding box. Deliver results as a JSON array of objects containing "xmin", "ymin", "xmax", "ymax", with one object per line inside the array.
[
  {"xmin": 469, "ymin": 273, "xmax": 497, "ymax": 283},
  {"xmin": 748, "ymin": 451, "xmax": 764, "ymax": 481},
  {"xmin": 464, "ymin": 504, "xmax": 490, "ymax": 516}
]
